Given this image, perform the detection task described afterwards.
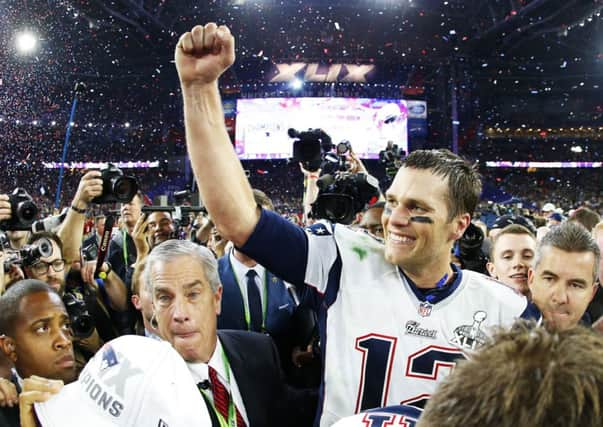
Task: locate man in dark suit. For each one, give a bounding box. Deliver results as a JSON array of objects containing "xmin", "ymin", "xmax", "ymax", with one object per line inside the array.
[
  {"xmin": 217, "ymin": 248, "xmax": 296, "ymax": 334},
  {"xmin": 144, "ymin": 239, "xmax": 314, "ymax": 427},
  {"xmin": 0, "ymin": 279, "xmax": 77, "ymax": 427}
]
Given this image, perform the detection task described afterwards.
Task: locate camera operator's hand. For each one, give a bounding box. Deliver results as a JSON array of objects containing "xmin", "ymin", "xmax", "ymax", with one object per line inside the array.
[
  {"xmin": 208, "ymin": 227, "xmax": 228, "ymax": 258},
  {"xmin": 132, "ymin": 213, "xmax": 151, "ymax": 261},
  {"xmin": 0, "ymin": 194, "xmax": 10, "ymax": 222},
  {"xmin": 0, "ymin": 377, "xmax": 17, "ymax": 408},
  {"xmin": 72, "ymin": 170, "xmax": 103, "ymax": 210},
  {"xmin": 194, "ymin": 213, "xmax": 213, "ymax": 245},
  {"xmin": 347, "ymin": 148, "xmax": 368, "ymax": 175},
  {"xmin": 0, "ymin": 251, "xmax": 24, "ymax": 295},
  {"xmin": 175, "ymin": 23, "xmax": 235, "ymax": 89},
  {"xmin": 19, "ymin": 376, "xmax": 63, "ymax": 427},
  {"xmin": 299, "ymin": 163, "xmax": 320, "ymax": 179}
]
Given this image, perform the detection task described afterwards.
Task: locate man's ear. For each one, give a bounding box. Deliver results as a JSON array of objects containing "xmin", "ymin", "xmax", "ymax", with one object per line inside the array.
[
  {"xmin": 214, "ymin": 285, "xmax": 223, "ymax": 316},
  {"xmin": 450, "ymin": 213, "xmax": 471, "ymax": 241},
  {"xmin": 0, "ymin": 335, "xmax": 17, "ymax": 363},
  {"xmin": 527, "ymin": 268, "xmax": 535, "ymax": 288},
  {"xmin": 131, "ymin": 295, "xmax": 141, "ymax": 310},
  {"xmin": 486, "ymin": 262, "xmax": 497, "ymax": 278}
]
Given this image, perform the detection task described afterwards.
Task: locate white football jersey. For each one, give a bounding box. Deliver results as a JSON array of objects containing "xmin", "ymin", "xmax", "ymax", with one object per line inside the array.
[{"xmin": 240, "ymin": 211, "xmax": 537, "ymax": 427}]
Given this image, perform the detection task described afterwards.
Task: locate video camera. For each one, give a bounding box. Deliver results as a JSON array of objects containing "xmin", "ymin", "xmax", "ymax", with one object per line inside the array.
[
  {"xmin": 289, "ymin": 128, "xmax": 334, "ymax": 172},
  {"xmin": 62, "ymin": 285, "xmax": 95, "ymax": 339},
  {"xmin": 3, "ymin": 237, "xmax": 53, "ymax": 271},
  {"xmin": 311, "ymin": 172, "xmax": 380, "ymax": 225},
  {"xmin": 0, "ymin": 188, "xmax": 39, "ymax": 231},
  {"xmin": 455, "ymin": 223, "xmax": 488, "ymax": 275},
  {"xmin": 92, "ymin": 164, "xmax": 139, "ymax": 204},
  {"xmin": 289, "ymin": 128, "xmax": 381, "ymax": 224},
  {"xmin": 378, "ymin": 141, "xmax": 406, "ymax": 178}
]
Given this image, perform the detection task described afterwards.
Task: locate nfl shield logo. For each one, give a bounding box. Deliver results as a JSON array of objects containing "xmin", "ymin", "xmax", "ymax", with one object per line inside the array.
[{"xmin": 418, "ymin": 302, "xmax": 432, "ymax": 317}]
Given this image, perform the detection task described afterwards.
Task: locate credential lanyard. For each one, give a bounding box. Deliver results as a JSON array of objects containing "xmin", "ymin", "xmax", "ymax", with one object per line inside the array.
[
  {"xmin": 228, "ymin": 257, "xmax": 268, "ymax": 332},
  {"xmin": 122, "ymin": 229, "xmax": 128, "ymax": 267},
  {"xmin": 199, "ymin": 349, "xmax": 239, "ymax": 427}
]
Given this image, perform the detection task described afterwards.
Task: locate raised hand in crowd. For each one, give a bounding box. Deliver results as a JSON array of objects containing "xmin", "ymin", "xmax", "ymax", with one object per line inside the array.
[
  {"xmin": 57, "ymin": 171, "xmax": 103, "ymax": 265},
  {"xmin": 0, "ymin": 195, "xmax": 10, "ymax": 223},
  {"xmin": 0, "ymin": 251, "xmax": 24, "ymax": 295},
  {"xmin": 299, "ymin": 162, "xmax": 320, "ymax": 225},
  {"xmin": 18, "ymin": 376, "xmax": 63, "ymax": 427},
  {"xmin": 346, "ymin": 147, "xmax": 368, "ymax": 175},
  {"xmin": 132, "ymin": 212, "xmax": 151, "ymax": 264}
]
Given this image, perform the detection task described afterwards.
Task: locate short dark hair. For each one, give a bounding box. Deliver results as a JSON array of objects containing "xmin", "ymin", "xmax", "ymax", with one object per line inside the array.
[
  {"xmin": 418, "ymin": 321, "xmax": 603, "ymax": 427},
  {"xmin": 0, "ymin": 280, "xmax": 58, "ymax": 337},
  {"xmin": 400, "ymin": 149, "xmax": 482, "ymax": 221},
  {"xmin": 535, "ymin": 221, "xmax": 600, "ymax": 282}
]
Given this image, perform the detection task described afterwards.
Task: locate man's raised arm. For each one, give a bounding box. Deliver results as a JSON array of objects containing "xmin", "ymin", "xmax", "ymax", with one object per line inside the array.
[{"xmin": 175, "ymin": 23, "xmax": 258, "ymax": 247}]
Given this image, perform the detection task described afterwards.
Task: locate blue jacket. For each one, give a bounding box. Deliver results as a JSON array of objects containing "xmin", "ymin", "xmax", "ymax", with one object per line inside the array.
[{"xmin": 217, "ymin": 254, "xmax": 296, "ymax": 340}]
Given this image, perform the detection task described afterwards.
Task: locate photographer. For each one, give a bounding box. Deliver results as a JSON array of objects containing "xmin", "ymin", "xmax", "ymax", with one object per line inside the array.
[{"xmin": 106, "ymin": 191, "xmax": 144, "ymax": 289}]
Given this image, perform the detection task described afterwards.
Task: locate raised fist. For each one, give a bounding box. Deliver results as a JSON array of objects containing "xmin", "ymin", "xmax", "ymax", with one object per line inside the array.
[{"xmin": 175, "ymin": 23, "xmax": 235, "ymax": 88}]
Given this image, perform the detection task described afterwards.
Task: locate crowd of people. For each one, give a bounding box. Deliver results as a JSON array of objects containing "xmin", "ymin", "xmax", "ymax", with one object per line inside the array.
[{"xmin": 0, "ymin": 23, "xmax": 601, "ymax": 427}]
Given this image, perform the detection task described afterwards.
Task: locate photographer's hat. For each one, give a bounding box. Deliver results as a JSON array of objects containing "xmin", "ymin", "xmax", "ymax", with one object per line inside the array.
[{"xmin": 35, "ymin": 335, "xmax": 211, "ymax": 427}]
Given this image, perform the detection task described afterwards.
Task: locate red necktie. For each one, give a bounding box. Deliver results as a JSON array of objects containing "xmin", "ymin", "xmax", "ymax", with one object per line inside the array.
[{"xmin": 208, "ymin": 366, "xmax": 247, "ymax": 427}]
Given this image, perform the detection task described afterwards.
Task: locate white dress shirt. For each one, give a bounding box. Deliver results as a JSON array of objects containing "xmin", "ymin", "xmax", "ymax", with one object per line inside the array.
[
  {"xmin": 187, "ymin": 336, "xmax": 250, "ymax": 426},
  {"xmin": 229, "ymin": 249, "xmax": 267, "ymax": 313}
]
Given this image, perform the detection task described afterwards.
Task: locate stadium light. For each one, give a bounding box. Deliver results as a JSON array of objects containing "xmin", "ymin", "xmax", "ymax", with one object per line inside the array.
[
  {"xmin": 290, "ymin": 78, "xmax": 303, "ymax": 90},
  {"xmin": 15, "ymin": 31, "xmax": 38, "ymax": 55}
]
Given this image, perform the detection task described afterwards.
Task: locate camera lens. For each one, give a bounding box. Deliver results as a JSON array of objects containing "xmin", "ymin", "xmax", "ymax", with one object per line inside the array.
[
  {"xmin": 18, "ymin": 201, "xmax": 38, "ymax": 222},
  {"xmin": 73, "ymin": 315, "xmax": 94, "ymax": 338},
  {"xmin": 37, "ymin": 238, "xmax": 53, "ymax": 258},
  {"xmin": 112, "ymin": 177, "xmax": 137, "ymax": 202}
]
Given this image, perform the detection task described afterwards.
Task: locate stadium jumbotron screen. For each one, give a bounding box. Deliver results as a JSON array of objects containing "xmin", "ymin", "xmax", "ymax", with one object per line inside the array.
[{"xmin": 234, "ymin": 97, "xmax": 409, "ymax": 160}]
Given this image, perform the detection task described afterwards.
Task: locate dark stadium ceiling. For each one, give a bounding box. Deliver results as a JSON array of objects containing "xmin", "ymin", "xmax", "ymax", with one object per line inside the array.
[{"xmin": 3, "ymin": 0, "xmax": 601, "ymax": 79}]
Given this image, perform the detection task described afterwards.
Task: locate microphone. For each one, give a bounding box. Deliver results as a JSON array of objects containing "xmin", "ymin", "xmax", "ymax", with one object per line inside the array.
[{"xmin": 197, "ymin": 380, "xmax": 211, "ymax": 390}]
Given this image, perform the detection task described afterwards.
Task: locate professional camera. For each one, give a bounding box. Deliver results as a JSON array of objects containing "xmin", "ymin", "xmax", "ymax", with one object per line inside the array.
[
  {"xmin": 289, "ymin": 128, "xmax": 333, "ymax": 172},
  {"xmin": 311, "ymin": 172, "xmax": 380, "ymax": 225},
  {"xmin": 81, "ymin": 241, "xmax": 98, "ymax": 262},
  {"xmin": 92, "ymin": 164, "xmax": 139, "ymax": 204},
  {"xmin": 62, "ymin": 290, "xmax": 95, "ymax": 338},
  {"xmin": 455, "ymin": 223, "xmax": 488, "ymax": 275},
  {"xmin": 4, "ymin": 237, "xmax": 54, "ymax": 271},
  {"xmin": 0, "ymin": 188, "xmax": 39, "ymax": 231},
  {"xmin": 378, "ymin": 141, "xmax": 406, "ymax": 178}
]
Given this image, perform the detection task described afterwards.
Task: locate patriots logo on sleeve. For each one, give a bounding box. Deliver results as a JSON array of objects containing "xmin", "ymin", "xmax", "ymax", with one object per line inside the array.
[{"xmin": 307, "ymin": 222, "xmax": 333, "ymax": 236}]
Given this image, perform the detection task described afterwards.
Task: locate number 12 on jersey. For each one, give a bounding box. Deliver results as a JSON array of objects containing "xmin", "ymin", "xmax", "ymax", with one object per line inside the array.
[{"xmin": 355, "ymin": 333, "xmax": 465, "ymax": 412}]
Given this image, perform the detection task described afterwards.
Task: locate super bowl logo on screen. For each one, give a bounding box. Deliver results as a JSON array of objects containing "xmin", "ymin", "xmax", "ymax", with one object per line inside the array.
[{"xmin": 270, "ymin": 63, "xmax": 376, "ymax": 83}]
